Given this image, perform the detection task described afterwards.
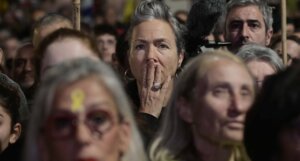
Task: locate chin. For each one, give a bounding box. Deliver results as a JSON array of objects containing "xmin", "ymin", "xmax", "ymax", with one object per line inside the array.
[
  {"xmin": 222, "ymin": 131, "xmax": 243, "ymax": 142},
  {"xmin": 21, "ymin": 81, "xmax": 34, "ymax": 89}
]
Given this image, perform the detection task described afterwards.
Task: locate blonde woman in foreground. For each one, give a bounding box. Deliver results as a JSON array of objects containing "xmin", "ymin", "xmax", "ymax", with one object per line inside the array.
[{"xmin": 151, "ymin": 50, "xmax": 256, "ymax": 161}]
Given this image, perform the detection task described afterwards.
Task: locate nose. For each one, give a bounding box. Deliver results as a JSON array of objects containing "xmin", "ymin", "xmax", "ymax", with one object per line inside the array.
[
  {"xmin": 241, "ymin": 23, "xmax": 250, "ymax": 40},
  {"xmin": 75, "ymin": 121, "xmax": 92, "ymax": 145},
  {"xmin": 24, "ymin": 60, "xmax": 33, "ymax": 71},
  {"xmin": 146, "ymin": 44, "xmax": 158, "ymax": 63},
  {"xmin": 228, "ymin": 93, "xmax": 247, "ymax": 117}
]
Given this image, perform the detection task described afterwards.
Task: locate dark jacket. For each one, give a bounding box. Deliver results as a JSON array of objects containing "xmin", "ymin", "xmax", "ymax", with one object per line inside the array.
[{"xmin": 126, "ymin": 80, "xmax": 165, "ymax": 148}]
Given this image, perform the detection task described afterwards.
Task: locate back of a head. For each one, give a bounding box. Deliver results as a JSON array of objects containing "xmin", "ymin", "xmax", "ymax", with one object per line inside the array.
[
  {"xmin": 237, "ymin": 43, "xmax": 284, "ymax": 72},
  {"xmin": 244, "ymin": 64, "xmax": 300, "ymax": 161},
  {"xmin": 35, "ymin": 28, "xmax": 100, "ymax": 77},
  {"xmin": 0, "ymin": 73, "xmax": 29, "ymax": 123},
  {"xmin": 185, "ymin": 0, "xmax": 226, "ymax": 56},
  {"xmin": 33, "ymin": 13, "xmax": 73, "ymax": 47},
  {"xmin": 94, "ymin": 24, "xmax": 118, "ymax": 38}
]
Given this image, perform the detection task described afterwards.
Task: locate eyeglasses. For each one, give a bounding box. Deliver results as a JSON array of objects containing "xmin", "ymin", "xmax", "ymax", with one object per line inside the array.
[{"xmin": 42, "ymin": 109, "xmax": 121, "ymax": 139}]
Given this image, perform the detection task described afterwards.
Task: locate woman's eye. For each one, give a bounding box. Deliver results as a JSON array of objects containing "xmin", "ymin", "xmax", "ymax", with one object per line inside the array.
[
  {"xmin": 88, "ymin": 112, "xmax": 110, "ymax": 126},
  {"xmin": 53, "ymin": 117, "xmax": 73, "ymax": 130},
  {"xmin": 91, "ymin": 115, "xmax": 107, "ymax": 125},
  {"xmin": 212, "ymin": 88, "xmax": 229, "ymax": 98},
  {"xmin": 135, "ymin": 44, "xmax": 145, "ymax": 50}
]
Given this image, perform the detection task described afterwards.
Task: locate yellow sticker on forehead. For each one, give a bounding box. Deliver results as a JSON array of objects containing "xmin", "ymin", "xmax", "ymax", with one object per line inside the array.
[{"xmin": 71, "ymin": 89, "xmax": 85, "ymax": 112}]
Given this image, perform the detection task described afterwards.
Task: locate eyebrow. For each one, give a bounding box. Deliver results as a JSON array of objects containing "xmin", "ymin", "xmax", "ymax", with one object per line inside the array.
[
  {"xmin": 247, "ymin": 20, "xmax": 261, "ymax": 24},
  {"xmin": 134, "ymin": 38, "xmax": 171, "ymax": 43},
  {"xmin": 230, "ymin": 19, "xmax": 260, "ymax": 23}
]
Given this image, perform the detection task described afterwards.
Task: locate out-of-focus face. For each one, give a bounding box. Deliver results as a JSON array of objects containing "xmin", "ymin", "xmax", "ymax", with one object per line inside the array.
[
  {"xmin": 13, "ymin": 45, "xmax": 36, "ymax": 89},
  {"xmin": 278, "ymin": 118, "xmax": 300, "ymax": 161},
  {"xmin": 38, "ymin": 22, "xmax": 72, "ymax": 44},
  {"xmin": 3, "ymin": 37, "xmax": 20, "ymax": 59},
  {"xmin": 191, "ymin": 60, "xmax": 255, "ymax": 144},
  {"xmin": 274, "ymin": 40, "xmax": 300, "ymax": 64},
  {"xmin": 41, "ymin": 77, "xmax": 129, "ymax": 161},
  {"xmin": 246, "ymin": 60, "xmax": 276, "ymax": 88},
  {"xmin": 0, "ymin": 105, "xmax": 16, "ymax": 152},
  {"xmin": 225, "ymin": 5, "xmax": 272, "ymax": 53},
  {"xmin": 129, "ymin": 19, "xmax": 183, "ymax": 86},
  {"xmin": 41, "ymin": 38, "xmax": 99, "ymax": 76},
  {"xmin": 0, "ymin": 48, "xmax": 4, "ymax": 66},
  {"xmin": 96, "ymin": 34, "xmax": 117, "ymax": 64}
]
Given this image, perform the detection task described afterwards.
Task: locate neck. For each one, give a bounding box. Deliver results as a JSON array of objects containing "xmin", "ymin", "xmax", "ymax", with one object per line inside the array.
[{"xmin": 194, "ymin": 136, "xmax": 233, "ymax": 161}]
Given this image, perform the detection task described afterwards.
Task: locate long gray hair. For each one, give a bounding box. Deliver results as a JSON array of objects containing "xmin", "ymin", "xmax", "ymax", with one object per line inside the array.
[
  {"xmin": 24, "ymin": 58, "xmax": 148, "ymax": 161},
  {"xmin": 150, "ymin": 50, "xmax": 254, "ymax": 161}
]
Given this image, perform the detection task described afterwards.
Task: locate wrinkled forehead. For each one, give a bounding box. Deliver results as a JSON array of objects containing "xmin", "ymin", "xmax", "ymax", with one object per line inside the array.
[
  {"xmin": 200, "ymin": 58, "xmax": 254, "ymax": 85},
  {"xmin": 226, "ymin": 4, "xmax": 265, "ymax": 23}
]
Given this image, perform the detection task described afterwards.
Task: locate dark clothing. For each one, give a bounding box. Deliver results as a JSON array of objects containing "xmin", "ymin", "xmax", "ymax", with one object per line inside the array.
[
  {"xmin": 0, "ymin": 138, "xmax": 24, "ymax": 161},
  {"xmin": 126, "ymin": 80, "xmax": 164, "ymax": 148}
]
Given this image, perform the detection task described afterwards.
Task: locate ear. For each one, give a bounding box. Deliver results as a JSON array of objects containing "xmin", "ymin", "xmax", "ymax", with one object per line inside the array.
[
  {"xmin": 177, "ymin": 97, "xmax": 193, "ymax": 123},
  {"xmin": 265, "ymin": 29, "xmax": 273, "ymax": 46},
  {"xmin": 118, "ymin": 121, "xmax": 131, "ymax": 155},
  {"xmin": 9, "ymin": 123, "xmax": 21, "ymax": 144},
  {"xmin": 177, "ymin": 51, "xmax": 184, "ymax": 68}
]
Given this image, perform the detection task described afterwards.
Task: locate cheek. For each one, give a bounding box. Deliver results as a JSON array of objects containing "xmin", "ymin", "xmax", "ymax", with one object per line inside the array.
[
  {"xmin": 43, "ymin": 139, "xmax": 74, "ymax": 161},
  {"xmin": 0, "ymin": 125, "xmax": 11, "ymax": 152},
  {"xmin": 197, "ymin": 96, "xmax": 228, "ymax": 128},
  {"xmin": 129, "ymin": 54, "xmax": 144, "ymax": 78},
  {"xmin": 160, "ymin": 54, "xmax": 179, "ymax": 74},
  {"xmin": 96, "ymin": 128, "xmax": 123, "ymax": 160}
]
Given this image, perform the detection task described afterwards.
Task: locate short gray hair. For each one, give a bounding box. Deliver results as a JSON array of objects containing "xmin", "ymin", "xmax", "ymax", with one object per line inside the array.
[
  {"xmin": 25, "ymin": 58, "xmax": 148, "ymax": 161},
  {"xmin": 127, "ymin": 0, "xmax": 186, "ymax": 53},
  {"xmin": 237, "ymin": 43, "xmax": 284, "ymax": 72},
  {"xmin": 225, "ymin": 0, "xmax": 273, "ymax": 31}
]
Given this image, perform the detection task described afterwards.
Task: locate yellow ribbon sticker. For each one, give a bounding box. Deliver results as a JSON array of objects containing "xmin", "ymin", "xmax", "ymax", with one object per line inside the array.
[{"xmin": 71, "ymin": 89, "xmax": 85, "ymax": 112}]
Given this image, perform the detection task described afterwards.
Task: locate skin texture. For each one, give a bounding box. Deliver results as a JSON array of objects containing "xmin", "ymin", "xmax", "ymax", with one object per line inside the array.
[
  {"xmin": 273, "ymin": 40, "xmax": 300, "ymax": 65},
  {"xmin": 0, "ymin": 105, "xmax": 21, "ymax": 153},
  {"xmin": 129, "ymin": 19, "xmax": 183, "ymax": 117},
  {"xmin": 35, "ymin": 22, "xmax": 73, "ymax": 47},
  {"xmin": 191, "ymin": 59, "xmax": 255, "ymax": 143},
  {"xmin": 96, "ymin": 34, "xmax": 117, "ymax": 64},
  {"xmin": 178, "ymin": 59, "xmax": 255, "ymax": 161},
  {"xmin": 246, "ymin": 60, "xmax": 275, "ymax": 88},
  {"xmin": 41, "ymin": 38, "xmax": 99, "ymax": 76},
  {"xmin": 41, "ymin": 77, "xmax": 130, "ymax": 161},
  {"xmin": 225, "ymin": 5, "xmax": 272, "ymax": 53},
  {"xmin": 13, "ymin": 45, "xmax": 36, "ymax": 89}
]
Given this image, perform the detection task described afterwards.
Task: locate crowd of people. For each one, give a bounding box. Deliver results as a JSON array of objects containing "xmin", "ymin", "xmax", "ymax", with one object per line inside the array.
[{"xmin": 0, "ymin": 0, "xmax": 300, "ymax": 161}]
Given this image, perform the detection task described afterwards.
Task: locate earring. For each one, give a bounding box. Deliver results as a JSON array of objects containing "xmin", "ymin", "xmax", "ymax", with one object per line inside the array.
[{"xmin": 124, "ymin": 69, "xmax": 135, "ymax": 81}]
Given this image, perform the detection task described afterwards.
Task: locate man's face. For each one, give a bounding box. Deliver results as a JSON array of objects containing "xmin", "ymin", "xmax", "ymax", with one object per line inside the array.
[
  {"xmin": 225, "ymin": 5, "xmax": 272, "ymax": 53},
  {"xmin": 13, "ymin": 45, "xmax": 36, "ymax": 89}
]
